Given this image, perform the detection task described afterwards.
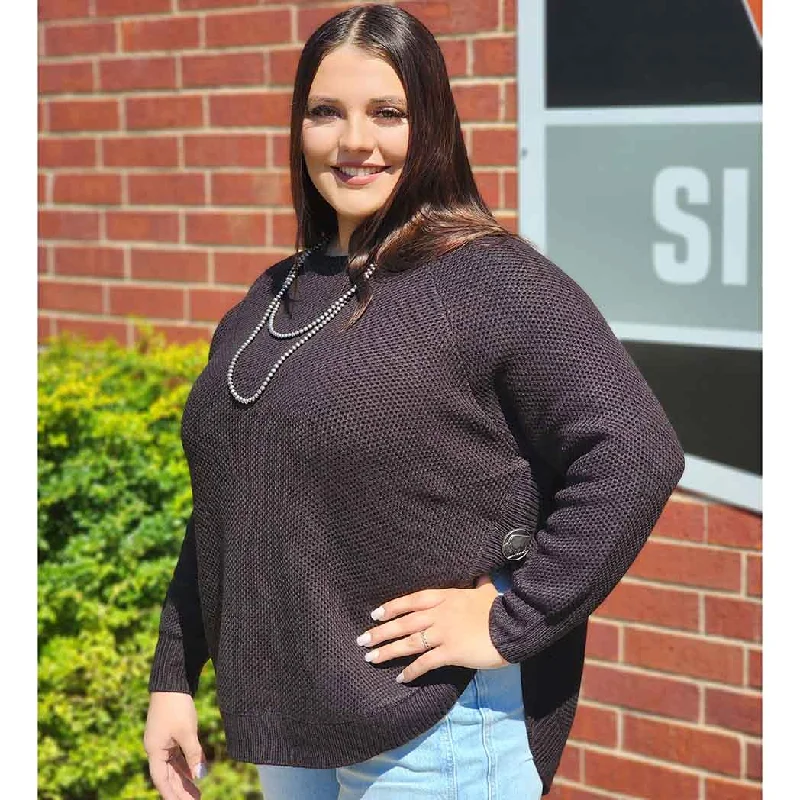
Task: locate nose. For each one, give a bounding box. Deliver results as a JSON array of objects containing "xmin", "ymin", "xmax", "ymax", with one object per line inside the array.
[{"xmin": 339, "ymin": 113, "xmax": 374, "ymax": 154}]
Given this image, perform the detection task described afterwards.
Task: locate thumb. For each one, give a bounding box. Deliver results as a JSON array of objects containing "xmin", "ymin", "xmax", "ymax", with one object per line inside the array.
[{"xmin": 174, "ymin": 726, "xmax": 207, "ymax": 781}]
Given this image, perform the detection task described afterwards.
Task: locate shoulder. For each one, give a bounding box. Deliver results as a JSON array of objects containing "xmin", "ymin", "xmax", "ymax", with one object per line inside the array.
[{"xmin": 431, "ymin": 232, "xmax": 601, "ymax": 321}]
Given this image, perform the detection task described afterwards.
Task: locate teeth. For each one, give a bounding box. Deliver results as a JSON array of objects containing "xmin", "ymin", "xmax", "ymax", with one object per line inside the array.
[{"xmin": 337, "ymin": 166, "xmax": 385, "ymax": 177}]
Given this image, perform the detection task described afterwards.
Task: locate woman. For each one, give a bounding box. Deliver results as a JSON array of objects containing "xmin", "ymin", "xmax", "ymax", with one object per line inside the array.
[{"xmin": 143, "ymin": 5, "xmax": 685, "ymax": 799}]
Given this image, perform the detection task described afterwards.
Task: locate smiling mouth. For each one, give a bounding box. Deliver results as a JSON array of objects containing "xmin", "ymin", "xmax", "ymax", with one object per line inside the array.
[{"xmin": 333, "ymin": 165, "xmax": 389, "ymax": 178}]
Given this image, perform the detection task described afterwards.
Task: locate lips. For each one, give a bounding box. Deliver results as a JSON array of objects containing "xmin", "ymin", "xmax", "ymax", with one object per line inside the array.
[{"xmin": 331, "ymin": 165, "xmax": 389, "ymax": 186}]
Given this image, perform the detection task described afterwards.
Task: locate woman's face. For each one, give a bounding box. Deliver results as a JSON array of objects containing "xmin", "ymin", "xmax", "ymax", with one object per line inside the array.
[{"xmin": 302, "ymin": 46, "xmax": 409, "ymax": 235}]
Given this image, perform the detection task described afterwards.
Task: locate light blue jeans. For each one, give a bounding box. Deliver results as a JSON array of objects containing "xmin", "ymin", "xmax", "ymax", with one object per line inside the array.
[{"xmin": 257, "ymin": 567, "xmax": 543, "ymax": 799}]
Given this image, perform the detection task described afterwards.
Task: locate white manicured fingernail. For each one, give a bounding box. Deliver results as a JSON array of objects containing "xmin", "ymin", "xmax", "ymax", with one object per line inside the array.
[
  {"xmin": 396, "ymin": 671, "xmax": 406, "ymax": 683},
  {"xmin": 364, "ymin": 649, "xmax": 378, "ymax": 662},
  {"xmin": 194, "ymin": 763, "xmax": 208, "ymax": 780},
  {"xmin": 371, "ymin": 606, "xmax": 385, "ymax": 620},
  {"xmin": 356, "ymin": 632, "xmax": 371, "ymax": 646}
]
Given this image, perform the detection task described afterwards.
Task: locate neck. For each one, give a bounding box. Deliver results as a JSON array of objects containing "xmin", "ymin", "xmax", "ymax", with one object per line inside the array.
[{"xmin": 328, "ymin": 218, "xmax": 357, "ymax": 257}]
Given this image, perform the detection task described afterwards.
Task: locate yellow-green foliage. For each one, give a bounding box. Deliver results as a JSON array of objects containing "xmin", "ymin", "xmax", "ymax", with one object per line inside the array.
[{"xmin": 38, "ymin": 330, "xmax": 261, "ymax": 800}]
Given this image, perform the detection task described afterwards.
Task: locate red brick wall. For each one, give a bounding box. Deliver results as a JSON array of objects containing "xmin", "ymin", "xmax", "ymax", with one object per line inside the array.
[{"xmin": 37, "ymin": 2, "xmax": 763, "ymax": 798}]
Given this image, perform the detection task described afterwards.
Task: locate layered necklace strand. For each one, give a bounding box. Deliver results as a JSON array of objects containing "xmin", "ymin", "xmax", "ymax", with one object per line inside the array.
[{"xmin": 226, "ymin": 239, "xmax": 378, "ymax": 405}]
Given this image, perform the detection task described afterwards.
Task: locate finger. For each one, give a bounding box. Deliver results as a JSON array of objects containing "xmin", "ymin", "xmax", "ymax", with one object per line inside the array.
[
  {"xmin": 173, "ymin": 726, "xmax": 207, "ymax": 783},
  {"xmin": 148, "ymin": 756, "xmax": 183, "ymax": 800},
  {"xmin": 372, "ymin": 588, "xmax": 446, "ymax": 621},
  {"xmin": 365, "ymin": 626, "xmax": 440, "ymax": 664},
  {"xmin": 397, "ymin": 647, "xmax": 450, "ymax": 683},
  {"xmin": 168, "ymin": 764, "xmax": 202, "ymax": 800},
  {"xmin": 360, "ymin": 609, "xmax": 436, "ymax": 648}
]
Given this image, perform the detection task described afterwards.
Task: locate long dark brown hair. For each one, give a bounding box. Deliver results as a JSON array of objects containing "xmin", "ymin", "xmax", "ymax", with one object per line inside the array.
[{"xmin": 289, "ymin": 3, "xmax": 527, "ymax": 325}]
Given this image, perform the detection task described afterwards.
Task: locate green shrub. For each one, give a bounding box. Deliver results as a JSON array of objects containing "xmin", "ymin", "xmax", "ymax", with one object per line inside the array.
[{"xmin": 38, "ymin": 329, "xmax": 261, "ymax": 800}]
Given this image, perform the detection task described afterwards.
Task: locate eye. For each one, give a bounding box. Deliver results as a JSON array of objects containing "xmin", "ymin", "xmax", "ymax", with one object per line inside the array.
[
  {"xmin": 307, "ymin": 105, "xmax": 339, "ymax": 118},
  {"xmin": 375, "ymin": 107, "xmax": 407, "ymax": 120}
]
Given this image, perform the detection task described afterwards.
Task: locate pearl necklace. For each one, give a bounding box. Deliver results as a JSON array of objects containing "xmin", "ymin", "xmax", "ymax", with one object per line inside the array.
[{"xmin": 226, "ymin": 239, "xmax": 378, "ymax": 405}]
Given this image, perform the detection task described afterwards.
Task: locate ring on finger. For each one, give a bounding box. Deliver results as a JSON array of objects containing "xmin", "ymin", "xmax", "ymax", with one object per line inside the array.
[{"xmin": 420, "ymin": 629, "xmax": 431, "ymax": 650}]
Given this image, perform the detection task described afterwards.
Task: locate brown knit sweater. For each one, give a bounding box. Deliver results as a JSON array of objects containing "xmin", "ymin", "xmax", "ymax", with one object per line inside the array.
[{"xmin": 148, "ymin": 233, "xmax": 685, "ymax": 795}]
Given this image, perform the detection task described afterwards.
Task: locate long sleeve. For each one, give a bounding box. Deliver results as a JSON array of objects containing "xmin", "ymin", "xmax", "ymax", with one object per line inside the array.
[
  {"xmin": 436, "ymin": 236, "xmax": 685, "ymax": 665},
  {"xmin": 147, "ymin": 307, "xmax": 241, "ymax": 695},
  {"xmin": 148, "ymin": 513, "xmax": 209, "ymax": 695}
]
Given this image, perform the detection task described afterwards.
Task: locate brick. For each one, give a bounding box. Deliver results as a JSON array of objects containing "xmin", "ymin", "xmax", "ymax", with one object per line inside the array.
[
  {"xmin": 126, "ymin": 96, "xmax": 203, "ymax": 130},
  {"xmin": 473, "ymin": 171, "xmax": 500, "ymax": 208},
  {"xmin": 39, "ymin": 61, "xmax": 94, "ymax": 94},
  {"xmin": 185, "ymin": 212, "xmax": 266, "ymax": 247},
  {"xmin": 398, "ymin": 1, "xmax": 499, "ymax": 35},
  {"xmin": 268, "ymin": 47, "xmax": 301, "ymax": 86},
  {"xmin": 747, "ymin": 554, "xmax": 762, "ymax": 597},
  {"xmin": 211, "ymin": 172, "xmax": 291, "ymax": 206},
  {"xmin": 95, "ymin": 0, "xmax": 170, "ymax": 16},
  {"xmin": 179, "ymin": 0, "xmax": 259, "ymax": 8},
  {"xmin": 504, "ymin": 82, "xmax": 517, "ymax": 121},
  {"xmin": 39, "ymin": 138, "xmax": 97, "ymax": 168},
  {"xmin": 128, "ymin": 173, "xmax": 206, "ymax": 205},
  {"xmin": 584, "ymin": 750, "xmax": 699, "ymax": 800},
  {"xmin": 39, "ymin": 246, "xmax": 50, "ymax": 274},
  {"xmin": 627, "ymin": 540, "xmax": 742, "ymax": 592},
  {"xmin": 559, "ymin": 743, "xmax": 581, "ymax": 782},
  {"xmin": 452, "ymin": 84, "xmax": 500, "ymax": 122},
  {"xmin": 54, "ymin": 246, "xmax": 125, "ymax": 278},
  {"xmin": 271, "ymin": 133, "xmax": 289, "ymax": 167},
  {"xmin": 102, "ymin": 136, "xmax": 179, "ymax": 167},
  {"xmin": 44, "ymin": 22, "xmax": 116, "ymax": 56},
  {"xmin": 39, "ymin": 100, "xmax": 47, "ymax": 133},
  {"xmin": 272, "ymin": 210, "xmax": 296, "ymax": 247},
  {"xmin": 189, "ymin": 287, "xmax": 246, "ymax": 322},
  {"xmin": 471, "ymin": 128, "xmax": 517, "ymax": 166},
  {"xmin": 214, "ymin": 251, "xmax": 286, "ymax": 286},
  {"xmin": 209, "ymin": 92, "xmax": 292, "ymax": 128},
  {"xmin": 581, "ymin": 663, "xmax": 700, "ymax": 721},
  {"xmin": 746, "ymin": 741, "xmax": 762, "ymax": 781},
  {"xmin": 585, "ymin": 619, "xmax": 619, "ymax": 662},
  {"xmin": 596, "ymin": 581, "xmax": 699, "ymax": 631},
  {"xmin": 504, "ymin": 0, "xmax": 517, "ymax": 31},
  {"xmin": 473, "ymin": 36, "xmax": 516, "ymax": 76},
  {"xmin": 706, "ymin": 687, "xmax": 761, "ymax": 735},
  {"xmin": 54, "ymin": 317, "xmax": 127, "ymax": 344},
  {"xmin": 99, "ymin": 57, "xmax": 177, "ymax": 92},
  {"xmin": 109, "ymin": 284, "xmax": 184, "ymax": 319},
  {"xmin": 39, "ymin": 316, "xmax": 55, "ymax": 343},
  {"xmin": 52, "ymin": 173, "xmax": 122, "ymax": 205},
  {"xmin": 136, "ymin": 322, "xmax": 211, "ymax": 346},
  {"xmin": 38, "ymin": 0, "xmax": 90, "ymax": 21},
  {"xmin": 623, "ymin": 714, "xmax": 740, "ymax": 777},
  {"xmin": 652, "ymin": 498, "xmax": 706, "ymax": 542},
  {"xmin": 503, "ymin": 171, "xmax": 518, "ymax": 209},
  {"xmin": 748, "ymin": 648, "xmax": 762, "ymax": 689},
  {"xmin": 708, "ymin": 505, "xmax": 762, "ymax": 550},
  {"xmin": 50, "ymin": 99, "xmax": 119, "ymax": 132},
  {"xmin": 297, "ymin": 5, "xmax": 357, "ymax": 40},
  {"xmin": 182, "ymin": 52, "xmax": 265, "ymax": 89},
  {"xmin": 122, "ymin": 17, "xmax": 200, "ymax": 52},
  {"xmin": 624, "ymin": 628, "xmax": 744, "ymax": 685},
  {"xmin": 440, "ymin": 39, "xmax": 467, "ymax": 78},
  {"xmin": 214, "ymin": 250, "xmax": 285, "ymax": 285},
  {"xmin": 106, "ymin": 210, "xmax": 179, "ymax": 242},
  {"xmin": 205, "ymin": 9, "xmax": 292, "ymax": 48},
  {"xmin": 705, "ymin": 596, "xmax": 762, "ymax": 642},
  {"xmin": 39, "ymin": 279, "xmax": 103, "ymax": 314},
  {"xmin": 131, "ymin": 249, "xmax": 208, "ymax": 282},
  {"xmin": 705, "ymin": 777, "xmax": 762, "ymax": 800},
  {"xmin": 39, "ymin": 173, "xmax": 49, "ymax": 204},
  {"xmin": 184, "ymin": 134, "xmax": 266, "ymax": 167},
  {"xmin": 570, "ymin": 703, "xmax": 616, "ymax": 747},
  {"xmin": 39, "ymin": 209, "xmax": 100, "ymax": 240}
]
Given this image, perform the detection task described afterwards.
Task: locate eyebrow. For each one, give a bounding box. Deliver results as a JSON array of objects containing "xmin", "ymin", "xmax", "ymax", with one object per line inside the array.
[{"xmin": 307, "ymin": 95, "xmax": 407, "ymax": 105}]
